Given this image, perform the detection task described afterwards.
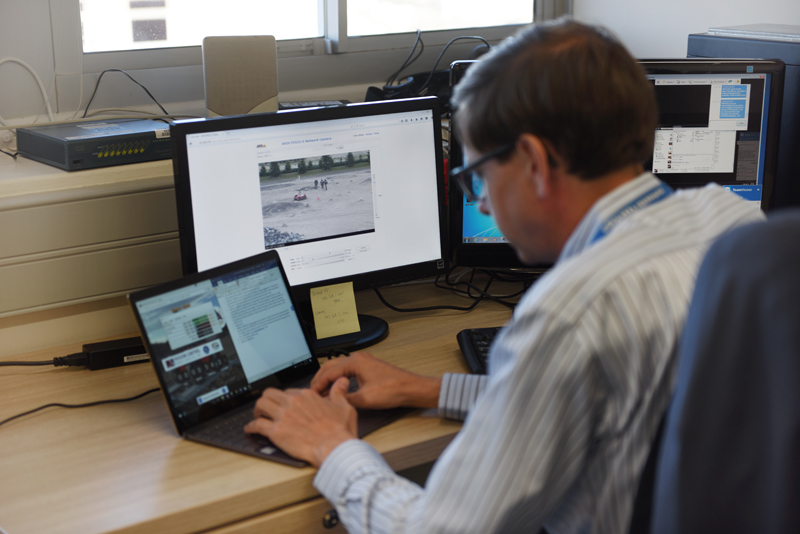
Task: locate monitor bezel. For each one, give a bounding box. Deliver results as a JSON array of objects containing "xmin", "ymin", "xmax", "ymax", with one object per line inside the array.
[
  {"xmin": 170, "ymin": 96, "xmax": 450, "ymax": 300},
  {"xmin": 448, "ymin": 60, "xmax": 533, "ymax": 269}
]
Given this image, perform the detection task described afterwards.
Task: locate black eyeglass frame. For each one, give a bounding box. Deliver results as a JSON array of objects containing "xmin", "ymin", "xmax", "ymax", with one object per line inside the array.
[{"xmin": 450, "ymin": 142, "xmax": 516, "ymax": 202}]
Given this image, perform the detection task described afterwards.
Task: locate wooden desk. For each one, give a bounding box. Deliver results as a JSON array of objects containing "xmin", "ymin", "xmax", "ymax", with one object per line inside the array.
[{"xmin": 0, "ymin": 280, "xmax": 516, "ymax": 534}]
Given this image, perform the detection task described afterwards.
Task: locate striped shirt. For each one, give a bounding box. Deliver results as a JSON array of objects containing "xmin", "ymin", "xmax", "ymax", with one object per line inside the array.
[{"xmin": 314, "ymin": 173, "xmax": 764, "ymax": 534}]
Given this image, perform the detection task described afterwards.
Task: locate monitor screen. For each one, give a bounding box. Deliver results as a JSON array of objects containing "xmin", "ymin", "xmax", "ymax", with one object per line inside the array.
[
  {"xmin": 447, "ymin": 58, "xmax": 784, "ymax": 269},
  {"xmin": 641, "ymin": 58, "xmax": 784, "ymax": 210},
  {"xmin": 447, "ymin": 60, "xmax": 540, "ymax": 270},
  {"xmin": 170, "ymin": 97, "xmax": 448, "ymax": 352}
]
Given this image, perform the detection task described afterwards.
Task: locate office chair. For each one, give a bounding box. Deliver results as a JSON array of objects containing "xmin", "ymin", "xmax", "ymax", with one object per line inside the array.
[{"xmin": 647, "ymin": 210, "xmax": 800, "ymax": 533}]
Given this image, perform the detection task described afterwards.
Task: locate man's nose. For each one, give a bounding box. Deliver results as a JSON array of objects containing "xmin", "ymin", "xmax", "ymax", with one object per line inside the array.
[{"xmin": 478, "ymin": 197, "xmax": 490, "ymax": 216}]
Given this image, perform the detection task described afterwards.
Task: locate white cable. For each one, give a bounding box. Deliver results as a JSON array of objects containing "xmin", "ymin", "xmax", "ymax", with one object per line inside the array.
[
  {"xmin": 0, "ymin": 114, "xmax": 203, "ymax": 132},
  {"xmin": 0, "ymin": 57, "xmax": 55, "ymax": 122},
  {"xmin": 84, "ymin": 108, "xmax": 159, "ymax": 118},
  {"xmin": 67, "ymin": 35, "xmax": 85, "ymax": 120}
]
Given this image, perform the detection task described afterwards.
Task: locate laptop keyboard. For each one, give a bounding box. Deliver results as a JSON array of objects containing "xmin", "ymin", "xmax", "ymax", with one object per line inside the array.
[
  {"xmin": 456, "ymin": 327, "xmax": 501, "ymax": 374},
  {"xmin": 191, "ymin": 376, "xmax": 361, "ymax": 452},
  {"xmin": 192, "ymin": 402, "xmax": 271, "ymax": 450}
]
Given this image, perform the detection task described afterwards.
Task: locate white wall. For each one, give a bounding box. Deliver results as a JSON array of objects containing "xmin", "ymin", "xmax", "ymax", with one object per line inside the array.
[
  {"xmin": 574, "ymin": 0, "xmax": 800, "ymax": 59},
  {"xmin": 0, "ymin": 1, "xmax": 56, "ymax": 123}
]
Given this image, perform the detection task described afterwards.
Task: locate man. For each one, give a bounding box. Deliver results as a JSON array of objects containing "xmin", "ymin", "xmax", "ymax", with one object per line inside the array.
[{"xmin": 245, "ymin": 18, "xmax": 764, "ymax": 533}]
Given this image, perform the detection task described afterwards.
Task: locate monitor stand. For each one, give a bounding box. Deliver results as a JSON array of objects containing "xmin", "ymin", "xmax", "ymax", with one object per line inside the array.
[
  {"xmin": 310, "ymin": 314, "xmax": 389, "ymax": 355},
  {"xmin": 296, "ymin": 300, "xmax": 388, "ymax": 355}
]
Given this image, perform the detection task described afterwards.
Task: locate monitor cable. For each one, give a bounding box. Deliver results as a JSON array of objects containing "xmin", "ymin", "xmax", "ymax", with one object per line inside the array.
[
  {"xmin": 384, "ymin": 29, "xmax": 425, "ymax": 91},
  {"xmin": 414, "ymin": 36, "xmax": 491, "ymax": 97},
  {"xmin": 374, "ymin": 269, "xmax": 498, "ymax": 313}
]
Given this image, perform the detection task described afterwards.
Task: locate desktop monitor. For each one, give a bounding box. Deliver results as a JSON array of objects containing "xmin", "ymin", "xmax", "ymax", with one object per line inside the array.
[
  {"xmin": 448, "ymin": 58, "xmax": 784, "ymax": 269},
  {"xmin": 447, "ymin": 61, "xmax": 527, "ymax": 270},
  {"xmin": 170, "ymin": 96, "xmax": 448, "ymax": 354}
]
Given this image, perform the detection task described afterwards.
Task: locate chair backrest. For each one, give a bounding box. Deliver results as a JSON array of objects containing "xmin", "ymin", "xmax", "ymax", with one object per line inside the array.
[
  {"xmin": 626, "ymin": 413, "xmax": 666, "ymax": 534},
  {"xmin": 650, "ymin": 210, "xmax": 800, "ymax": 534}
]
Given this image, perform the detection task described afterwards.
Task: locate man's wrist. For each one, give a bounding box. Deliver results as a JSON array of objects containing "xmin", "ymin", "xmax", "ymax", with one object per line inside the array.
[
  {"xmin": 313, "ymin": 432, "xmax": 359, "ymax": 468},
  {"xmin": 402, "ymin": 375, "xmax": 442, "ymax": 409}
]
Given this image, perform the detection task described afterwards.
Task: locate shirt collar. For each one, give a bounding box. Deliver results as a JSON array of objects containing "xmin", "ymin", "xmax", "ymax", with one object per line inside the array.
[{"xmin": 558, "ymin": 172, "xmax": 665, "ymax": 263}]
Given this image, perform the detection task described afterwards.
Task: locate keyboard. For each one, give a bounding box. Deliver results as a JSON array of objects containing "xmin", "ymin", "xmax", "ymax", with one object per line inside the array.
[{"xmin": 456, "ymin": 326, "xmax": 502, "ymax": 374}]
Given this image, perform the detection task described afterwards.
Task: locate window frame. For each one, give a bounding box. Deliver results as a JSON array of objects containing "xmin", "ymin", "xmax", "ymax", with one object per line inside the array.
[{"xmin": 50, "ymin": 0, "xmax": 566, "ymax": 111}]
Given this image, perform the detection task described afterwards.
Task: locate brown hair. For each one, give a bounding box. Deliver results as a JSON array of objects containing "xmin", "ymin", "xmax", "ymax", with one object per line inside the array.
[{"xmin": 451, "ymin": 18, "xmax": 657, "ymax": 180}]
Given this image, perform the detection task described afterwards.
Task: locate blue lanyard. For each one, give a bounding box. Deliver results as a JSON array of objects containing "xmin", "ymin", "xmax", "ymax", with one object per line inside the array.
[{"xmin": 590, "ymin": 182, "xmax": 674, "ymax": 244}]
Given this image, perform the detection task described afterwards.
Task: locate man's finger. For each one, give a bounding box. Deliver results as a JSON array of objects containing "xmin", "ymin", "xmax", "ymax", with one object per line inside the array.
[
  {"xmin": 330, "ymin": 376, "xmax": 351, "ymax": 405},
  {"xmin": 253, "ymin": 388, "xmax": 288, "ymax": 418},
  {"xmin": 311, "ymin": 363, "xmax": 353, "ymax": 393},
  {"xmin": 244, "ymin": 417, "xmax": 274, "ymax": 437}
]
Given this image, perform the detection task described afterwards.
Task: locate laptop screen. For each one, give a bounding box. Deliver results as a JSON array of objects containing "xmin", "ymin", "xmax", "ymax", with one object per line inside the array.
[{"xmin": 130, "ymin": 251, "xmax": 317, "ymax": 432}]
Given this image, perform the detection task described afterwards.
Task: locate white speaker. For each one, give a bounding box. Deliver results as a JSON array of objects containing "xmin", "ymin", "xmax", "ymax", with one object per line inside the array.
[{"xmin": 202, "ymin": 35, "xmax": 279, "ymax": 117}]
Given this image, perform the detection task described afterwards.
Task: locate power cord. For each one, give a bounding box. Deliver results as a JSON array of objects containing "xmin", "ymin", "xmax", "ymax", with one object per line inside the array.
[
  {"xmin": 0, "ymin": 388, "xmax": 160, "ymax": 430},
  {"xmin": 0, "ymin": 353, "xmax": 91, "ymax": 368},
  {"xmin": 0, "ymin": 337, "xmax": 149, "ymax": 370}
]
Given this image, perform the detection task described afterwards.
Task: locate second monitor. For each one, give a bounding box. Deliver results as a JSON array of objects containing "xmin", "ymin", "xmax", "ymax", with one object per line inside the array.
[{"xmin": 448, "ymin": 58, "xmax": 785, "ymax": 269}]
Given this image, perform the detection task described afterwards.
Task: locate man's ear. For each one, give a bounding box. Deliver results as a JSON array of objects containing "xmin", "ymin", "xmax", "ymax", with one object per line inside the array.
[{"xmin": 517, "ymin": 133, "xmax": 555, "ymax": 199}]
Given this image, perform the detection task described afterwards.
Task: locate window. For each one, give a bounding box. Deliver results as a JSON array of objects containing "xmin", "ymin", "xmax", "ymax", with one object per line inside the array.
[
  {"xmin": 348, "ymin": 0, "xmax": 535, "ymax": 37},
  {"xmin": 130, "ymin": 1, "xmax": 166, "ymax": 7},
  {"xmin": 80, "ymin": 0, "xmax": 534, "ymax": 53},
  {"xmin": 48, "ymin": 0, "xmax": 568, "ymax": 114},
  {"xmin": 132, "ymin": 19, "xmax": 167, "ymax": 43},
  {"xmin": 81, "ymin": 0, "xmax": 321, "ymax": 53}
]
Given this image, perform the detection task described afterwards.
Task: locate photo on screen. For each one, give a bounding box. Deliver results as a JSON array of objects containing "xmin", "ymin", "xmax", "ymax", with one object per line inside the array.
[
  {"xmin": 137, "ymin": 290, "xmax": 248, "ymax": 414},
  {"xmin": 258, "ymin": 150, "xmax": 376, "ymax": 248}
]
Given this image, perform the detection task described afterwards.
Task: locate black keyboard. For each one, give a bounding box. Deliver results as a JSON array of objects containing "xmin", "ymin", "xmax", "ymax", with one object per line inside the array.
[{"xmin": 456, "ymin": 326, "xmax": 502, "ymax": 374}]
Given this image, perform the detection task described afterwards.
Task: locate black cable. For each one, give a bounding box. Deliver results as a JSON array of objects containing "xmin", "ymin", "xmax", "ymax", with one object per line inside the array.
[
  {"xmin": 0, "ymin": 352, "xmax": 88, "ymax": 368},
  {"xmin": 0, "ymin": 388, "xmax": 160, "ymax": 429},
  {"xmin": 375, "ymin": 285, "xmax": 485, "ymax": 313},
  {"xmin": 0, "ymin": 360, "xmax": 57, "ymax": 367},
  {"xmin": 83, "ymin": 68, "xmax": 169, "ymax": 118},
  {"xmin": 435, "ymin": 268, "xmax": 531, "ymax": 309},
  {"xmin": 374, "ymin": 274, "xmax": 495, "ymax": 313},
  {"xmin": 414, "ymin": 36, "xmax": 491, "ymax": 97},
  {"xmin": 385, "ymin": 29, "xmax": 425, "ymax": 88},
  {"xmin": 0, "ymin": 148, "xmax": 18, "ymax": 159}
]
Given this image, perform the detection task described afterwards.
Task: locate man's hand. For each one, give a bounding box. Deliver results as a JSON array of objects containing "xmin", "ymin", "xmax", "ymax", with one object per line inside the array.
[
  {"xmin": 244, "ymin": 376, "xmax": 357, "ymax": 468},
  {"xmin": 311, "ymin": 352, "xmax": 442, "ymax": 410}
]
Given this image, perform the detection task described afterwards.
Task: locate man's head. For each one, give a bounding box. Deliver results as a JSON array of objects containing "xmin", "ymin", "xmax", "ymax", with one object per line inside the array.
[{"xmin": 451, "ymin": 18, "xmax": 657, "ymax": 180}]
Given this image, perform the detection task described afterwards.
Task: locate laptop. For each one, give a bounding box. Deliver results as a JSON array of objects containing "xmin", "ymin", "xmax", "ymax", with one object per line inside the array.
[{"xmin": 128, "ymin": 249, "xmax": 408, "ymax": 467}]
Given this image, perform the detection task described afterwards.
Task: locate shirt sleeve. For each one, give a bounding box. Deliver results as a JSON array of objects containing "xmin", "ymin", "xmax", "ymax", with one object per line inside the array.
[
  {"xmin": 314, "ymin": 439, "xmax": 427, "ymax": 534},
  {"xmin": 314, "ymin": 314, "xmax": 603, "ymax": 534},
  {"xmin": 438, "ymin": 373, "xmax": 488, "ymax": 420}
]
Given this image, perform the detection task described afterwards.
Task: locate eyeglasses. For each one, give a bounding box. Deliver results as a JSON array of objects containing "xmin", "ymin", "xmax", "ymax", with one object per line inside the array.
[{"xmin": 450, "ymin": 142, "xmax": 516, "ymax": 202}]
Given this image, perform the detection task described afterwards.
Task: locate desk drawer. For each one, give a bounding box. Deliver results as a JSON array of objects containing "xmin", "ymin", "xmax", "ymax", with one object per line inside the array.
[{"xmin": 210, "ymin": 496, "xmax": 345, "ymax": 534}]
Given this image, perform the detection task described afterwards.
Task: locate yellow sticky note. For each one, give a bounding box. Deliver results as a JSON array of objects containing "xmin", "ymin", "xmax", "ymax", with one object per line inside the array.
[{"xmin": 310, "ymin": 282, "xmax": 361, "ymax": 340}]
